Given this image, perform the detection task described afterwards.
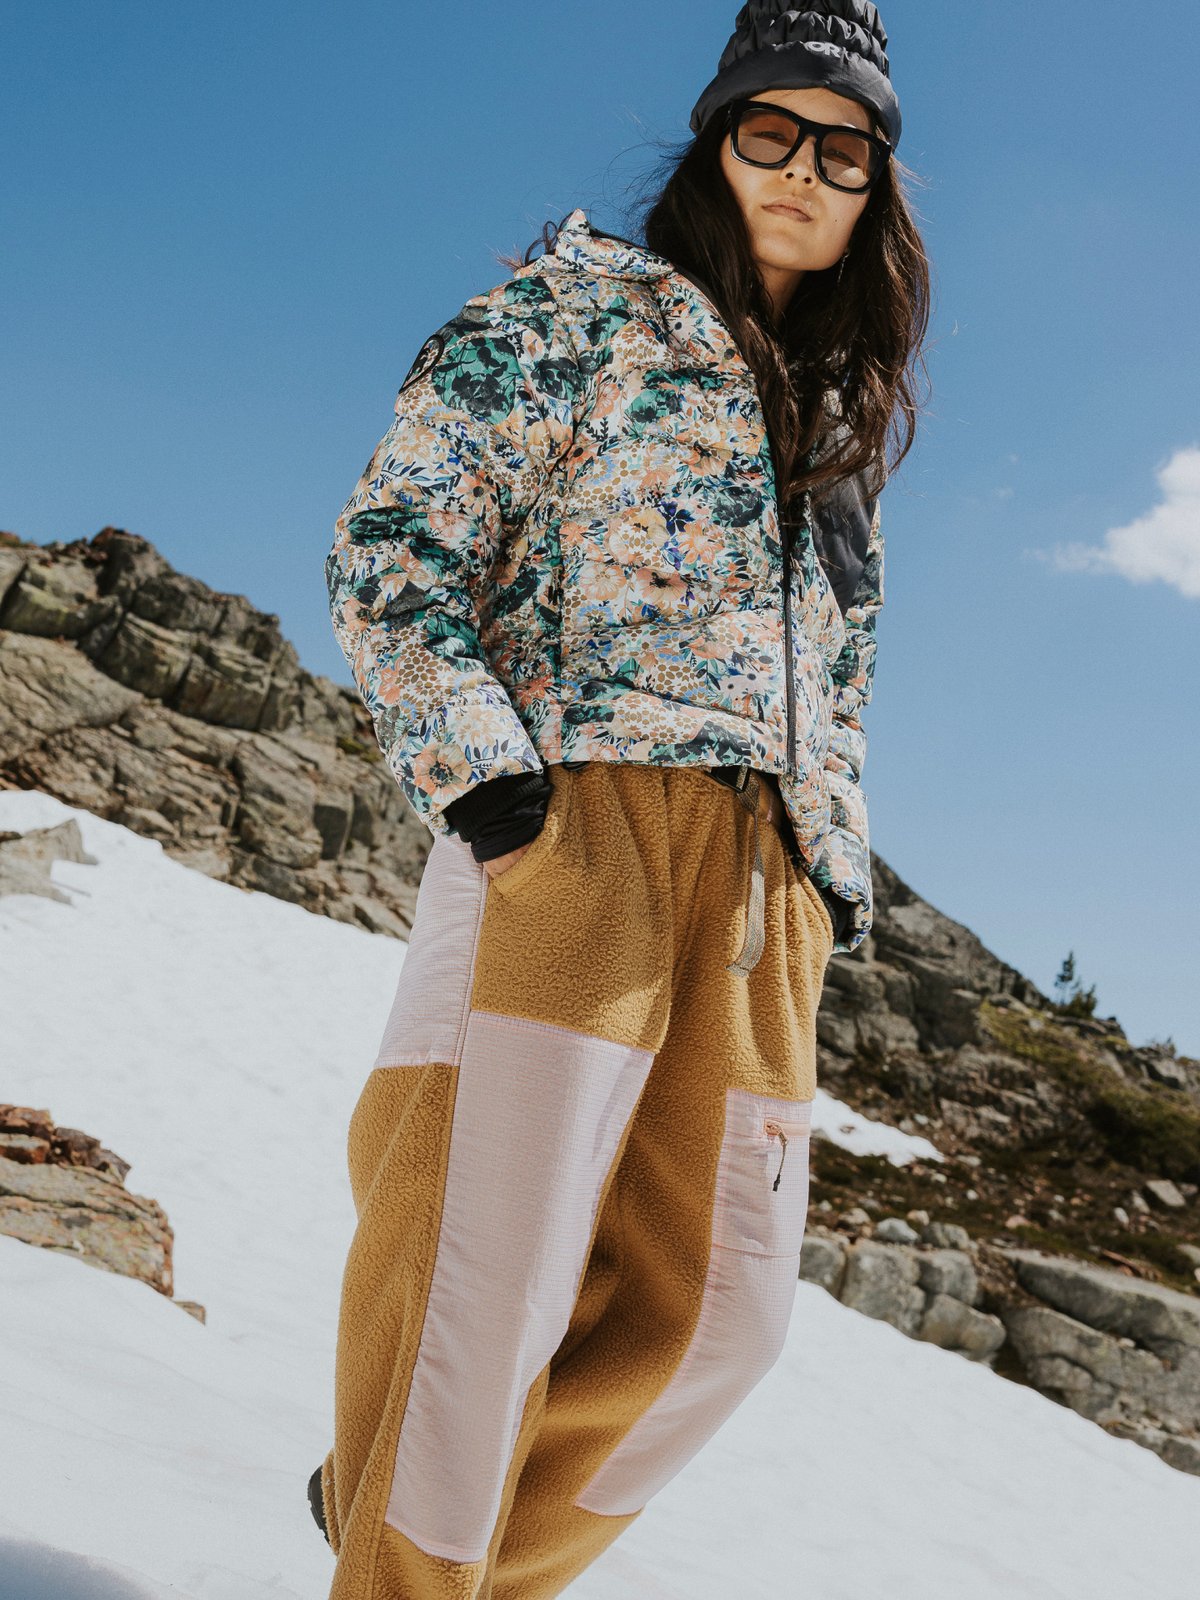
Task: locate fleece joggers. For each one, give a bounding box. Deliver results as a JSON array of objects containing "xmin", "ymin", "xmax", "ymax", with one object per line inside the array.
[{"xmin": 320, "ymin": 758, "xmax": 835, "ymax": 1599}]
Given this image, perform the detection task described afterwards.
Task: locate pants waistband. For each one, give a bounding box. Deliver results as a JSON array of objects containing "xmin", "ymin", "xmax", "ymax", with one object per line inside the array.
[{"xmin": 705, "ymin": 764, "xmax": 788, "ymax": 834}]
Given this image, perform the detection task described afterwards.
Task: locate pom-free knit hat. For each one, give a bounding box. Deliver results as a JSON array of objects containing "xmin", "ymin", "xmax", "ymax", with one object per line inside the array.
[{"xmin": 689, "ymin": 0, "xmax": 902, "ymax": 151}]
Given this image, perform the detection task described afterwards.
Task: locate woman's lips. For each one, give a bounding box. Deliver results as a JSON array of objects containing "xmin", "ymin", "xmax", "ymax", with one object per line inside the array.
[{"xmin": 764, "ymin": 202, "xmax": 813, "ymax": 221}]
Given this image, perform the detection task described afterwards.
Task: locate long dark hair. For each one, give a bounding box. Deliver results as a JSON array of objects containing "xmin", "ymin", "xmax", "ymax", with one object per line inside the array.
[{"xmin": 501, "ymin": 102, "xmax": 932, "ymax": 518}]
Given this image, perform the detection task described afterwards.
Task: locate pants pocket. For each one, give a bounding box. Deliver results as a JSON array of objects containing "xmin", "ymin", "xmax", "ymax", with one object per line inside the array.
[
  {"xmin": 486, "ymin": 761, "xmax": 574, "ymax": 898},
  {"xmin": 792, "ymin": 863, "xmax": 837, "ymax": 954}
]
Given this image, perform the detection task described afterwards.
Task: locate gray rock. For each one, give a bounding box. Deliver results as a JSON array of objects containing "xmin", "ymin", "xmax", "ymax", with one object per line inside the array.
[
  {"xmin": 874, "ymin": 1216, "xmax": 919, "ymax": 1245},
  {"xmin": 0, "ymin": 546, "xmax": 28, "ymax": 608},
  {"xmin": 921, "ymin": 1221, "xmax": 972, "ymax": 1251},
  {"xmin": 97, "ymin": 611, "xmax": 195, "ymax": 700},
  {"xmin": 1143, "ymin": 1178, "xmax": 1187, "ymax": 1210},
  {"xmin": 1109, "ymin": 1422, "xmax": 1200, "ymax": 1476},
  {"xmin": 0, "ymin": 554, "xmax": 117, "ymax": 639},
  {"xmin": 798, "ymin": 1232, "xmax": 848, "ymax": 1295},
  {"xmin": 0, "ymin": 819, "xmax": 97, "ymax": 904},
  {"xmin": 840, "ymin": 1240, "xmax": 926, "ymax": 1335},
  {"xmin": 838, "ymin": 1206, "xmax": 872, "ymax": 1230},
  {"xmin": 1154, "ymin": 1434, "xmax": 1200, "ymax": 1477},
  {"xmin": 916, "ymin": 1247, "xmax": 979, "ymax": 1306},
  {"xmin": 1003, "ymin": 1304, "xmax": 1200, "ymax": 1432},
  {"xmin": 918, "ymin": 1293, "xmax": 1006, "ymax": 1361},
  {"xmin": 0, "ymin": 529, "xmax": 430, "ymax": 935},
  {"xmin": 1141, "ymin": 1048, "xmax": 1193, "ymax": 1091},
  {"xmin": 1001, "ymin": 1250, "xmax": 1200, "ymax": 1356}
]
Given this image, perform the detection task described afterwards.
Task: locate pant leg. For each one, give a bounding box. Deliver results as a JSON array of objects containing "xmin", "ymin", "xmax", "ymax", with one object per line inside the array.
[
  {"xmin": 485, "ymin": 763, "xmax": 835, "ymax": 1600},
  {"xmin": 322, "ymin": 758, "xmax": 680, "ymax": 1597}
]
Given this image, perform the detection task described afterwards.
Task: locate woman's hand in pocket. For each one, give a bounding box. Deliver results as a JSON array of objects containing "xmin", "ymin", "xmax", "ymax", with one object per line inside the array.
[{"xmin": 482, "ymin": 840, "xmax": 535, "ymax": 879}]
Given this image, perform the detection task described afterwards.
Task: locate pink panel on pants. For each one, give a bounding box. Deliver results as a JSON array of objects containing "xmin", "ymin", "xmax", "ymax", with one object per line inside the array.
[
  {"xmin": 575, "ymin": 1086, "xmax": 813, "ymax": 1517},
  {"xmin": 385, "ymin": 1007, "xmax": 654, "ymax": 1563},
  {"xmin": 373, "ymin": 832, "xmax": 483, "ymax": 1070}
]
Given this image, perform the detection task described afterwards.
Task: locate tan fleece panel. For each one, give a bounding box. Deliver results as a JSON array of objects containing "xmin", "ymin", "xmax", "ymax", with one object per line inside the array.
[
  {"xmin": 322, "ymin": 759, "xmax": 832, "ymax": 1599},
  {"xmin": 470, "ymin": 760, "xmax": 678, "ymax": 1053}
]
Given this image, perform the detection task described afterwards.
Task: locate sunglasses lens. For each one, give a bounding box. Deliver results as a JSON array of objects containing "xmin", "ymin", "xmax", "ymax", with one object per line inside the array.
[
  {"xmin": 734, "ymin": 105, "xmax": 800, "ymax": 165},
  {"xmin": 733, "ymin": 106, "xmax": 880, "ymax": 191},
  {"xmin": 820, "ymin": 130, "xmax": 877, "ymax": 190}
]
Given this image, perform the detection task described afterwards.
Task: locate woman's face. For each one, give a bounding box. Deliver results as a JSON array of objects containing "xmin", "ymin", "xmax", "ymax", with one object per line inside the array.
[{"xmin": 718, "ymin": 84, "xmax": 878, "ymax": 320}]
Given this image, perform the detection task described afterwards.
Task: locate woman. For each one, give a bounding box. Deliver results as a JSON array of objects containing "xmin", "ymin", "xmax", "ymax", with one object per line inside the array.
[{"xmin": 314, "ymin": 3, "xmax": 930, "ymax": 1594}]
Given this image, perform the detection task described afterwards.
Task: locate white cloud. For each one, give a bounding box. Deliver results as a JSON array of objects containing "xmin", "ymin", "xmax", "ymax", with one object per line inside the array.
[{"xmin": 1046, "ymin": 444, "xmax": 1200, "ymax": 600}]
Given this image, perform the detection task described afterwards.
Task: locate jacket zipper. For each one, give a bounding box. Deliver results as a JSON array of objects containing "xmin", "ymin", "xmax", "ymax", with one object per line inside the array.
[{"xmin": 781, "ymin": 514, "xmax": 796, "ymax": 779}]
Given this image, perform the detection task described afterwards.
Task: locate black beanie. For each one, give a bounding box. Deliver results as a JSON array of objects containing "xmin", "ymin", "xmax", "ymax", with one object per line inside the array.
[{"xmin": 689, "ymin": 0, "xmax": 902, "ymax": 151}]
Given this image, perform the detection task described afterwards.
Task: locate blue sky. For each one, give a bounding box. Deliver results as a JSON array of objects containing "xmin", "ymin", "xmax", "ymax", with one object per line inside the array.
[{"xmin": 3, "ymin": 1, "xmax": 1198, "ymax": 1056}]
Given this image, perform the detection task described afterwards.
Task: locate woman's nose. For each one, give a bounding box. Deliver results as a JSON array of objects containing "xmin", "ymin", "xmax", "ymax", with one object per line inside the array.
[{"xmin": 784, "ymin": 134, "xmax": 819, "ymax": 181}]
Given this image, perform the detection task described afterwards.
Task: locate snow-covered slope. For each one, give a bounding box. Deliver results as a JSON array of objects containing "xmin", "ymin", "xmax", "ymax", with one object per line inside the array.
[{"xmin": 1, "ymin": 791, "xmax": 1196, "ymax": 1600}]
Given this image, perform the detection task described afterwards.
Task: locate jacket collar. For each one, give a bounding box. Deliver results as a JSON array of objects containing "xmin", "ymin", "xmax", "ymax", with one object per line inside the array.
[{"xmin": 546, "ymin": 207, "xmax": 750, "ymax": 375}]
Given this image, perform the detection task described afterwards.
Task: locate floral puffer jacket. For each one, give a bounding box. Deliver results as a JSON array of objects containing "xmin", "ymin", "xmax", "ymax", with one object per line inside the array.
[{"xmin": 325, "ymin": 206, "xmax": 885, "ymax": 954}]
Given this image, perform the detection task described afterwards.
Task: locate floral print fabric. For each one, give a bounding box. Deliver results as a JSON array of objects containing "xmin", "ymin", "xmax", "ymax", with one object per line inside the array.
[{"xmin": 325, "ymin": 207, "xmax": 884, "ymax": 953}]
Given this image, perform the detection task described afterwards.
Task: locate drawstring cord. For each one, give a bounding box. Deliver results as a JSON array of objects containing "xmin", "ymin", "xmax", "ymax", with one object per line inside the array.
[{"xmin": 725, "ymin": 771, "xmax": 766, "ymax": 978}]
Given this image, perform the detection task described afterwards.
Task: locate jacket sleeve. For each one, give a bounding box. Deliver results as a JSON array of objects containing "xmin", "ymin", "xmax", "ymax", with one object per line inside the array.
[
  {"xmin": 325, "ymin": 278, "xmax": 584, "ymax": 835},
  {"xmin": 811, "ymin": 483, "xmax": 884, "ymax": 955}
]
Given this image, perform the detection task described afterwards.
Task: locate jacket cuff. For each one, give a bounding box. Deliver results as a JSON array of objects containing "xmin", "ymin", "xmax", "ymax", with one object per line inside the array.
[
  {"xmin": 816, "ymin": 883, "xmax": 855, "ymax": 948},
  {"xmin": 443, "ymin": 769, "xmax": 552, "ymax": 845},
  {"xmin": 467, "ymin": 804, "xmax": 551, "ymax": 862}
]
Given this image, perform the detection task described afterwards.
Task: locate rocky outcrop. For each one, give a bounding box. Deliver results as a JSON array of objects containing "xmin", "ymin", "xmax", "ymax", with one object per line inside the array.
[
  {"xmin": 800, "ymin": 1215, "xmax": 1006, "ymax": 1364},
  {"xmin": 0, "ymin": 527, "xmax": 424, "ymax": 936},
  {"xmin": 999, "ymin": 1249, "xmax": 1200, "ymax": 1472},
  {"xmin": 798, "ymin": 1208, "xmax": 1200, "ymax": 1476},
  {"xmin": 0, "ymin": 816, "xmax": 96, "ymax": 902},
  {"xmin": 0, "ymin": 1104, "xmax": 202, "ymax": 1319}
]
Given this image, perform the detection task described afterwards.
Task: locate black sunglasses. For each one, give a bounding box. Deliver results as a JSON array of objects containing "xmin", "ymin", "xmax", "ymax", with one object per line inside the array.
[{"xmin": 725, "ymin": 98, "xmax": 892, "ymax": 193}]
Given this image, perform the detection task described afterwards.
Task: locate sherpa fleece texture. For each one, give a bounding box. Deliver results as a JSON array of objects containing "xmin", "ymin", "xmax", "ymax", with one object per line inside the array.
[
  {"xmin": 319, "ymin": 759, "xmax": 833, "ymax": 1598},
  {"xmin": 324, "ymin": 205, "xmax": 884, "ymax": 955}
]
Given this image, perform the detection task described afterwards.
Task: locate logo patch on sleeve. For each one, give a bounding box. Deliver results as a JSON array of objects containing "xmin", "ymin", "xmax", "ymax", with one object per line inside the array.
[{"xmin": 398, "ymin": 332, "xmax": 447, "ymax": 396}]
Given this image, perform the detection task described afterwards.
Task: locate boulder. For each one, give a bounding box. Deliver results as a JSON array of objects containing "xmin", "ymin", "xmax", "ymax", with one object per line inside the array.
[
  {"xmin": 0, "ymin": 1105, "xmax": 171, "ymax": 1295},
  {"xmin": 918, "ymin": 1293, "xmax": 1006, "ymax": 1361},
  {"xmin": 840, "ymin": 1240, "xmax": 926, "ymax": 1335}
]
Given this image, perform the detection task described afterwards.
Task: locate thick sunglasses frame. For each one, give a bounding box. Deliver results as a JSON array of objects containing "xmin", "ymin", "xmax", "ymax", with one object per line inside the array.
[{"xmin": 725, "ymin": 98, "xmax": 893, "ymax": 192}]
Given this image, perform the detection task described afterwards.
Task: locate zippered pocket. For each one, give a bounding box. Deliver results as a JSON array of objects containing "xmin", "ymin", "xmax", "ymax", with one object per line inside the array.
[{"xmin": 712, "ymin": 1088, "xmax": 813, "ymax": 1259}]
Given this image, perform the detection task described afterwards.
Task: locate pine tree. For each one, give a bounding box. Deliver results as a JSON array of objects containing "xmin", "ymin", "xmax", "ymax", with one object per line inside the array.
[
  {"xmin": 1053, "ymin": 950, "xmax": 1098, "ymax": 1017},
  {"xmin": 1053, "ymin": 952, "xmax": 1076, "ymax": 1008}
]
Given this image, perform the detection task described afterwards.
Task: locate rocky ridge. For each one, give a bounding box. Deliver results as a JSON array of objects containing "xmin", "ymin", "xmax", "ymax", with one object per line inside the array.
[{"xmin": 0, "ymin": 526, "xmax": 426, "ymax": 936}]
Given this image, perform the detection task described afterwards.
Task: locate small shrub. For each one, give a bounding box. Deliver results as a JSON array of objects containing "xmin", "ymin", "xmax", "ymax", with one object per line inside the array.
[{"xmin": 336, "ymin": 734, "xmax": 381, "ymax": 762}]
